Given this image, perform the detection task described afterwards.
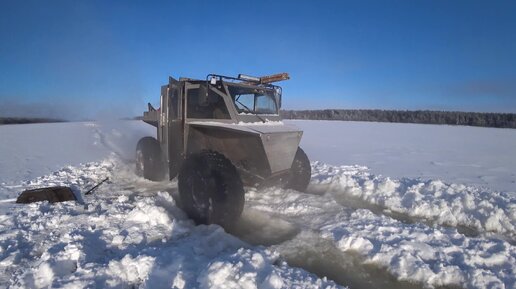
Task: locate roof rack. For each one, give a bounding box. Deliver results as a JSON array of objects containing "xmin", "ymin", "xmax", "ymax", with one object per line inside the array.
[{"xmin": 206, "ymin": 73, "xmax": 289, "ymax": 87}]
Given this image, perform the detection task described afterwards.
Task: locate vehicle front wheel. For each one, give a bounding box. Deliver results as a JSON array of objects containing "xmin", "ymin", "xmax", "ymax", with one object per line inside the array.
[
  {"xmin": 284, "ymin": 147, "xmax": 311, "ymax": 192},
  {"xmin": 136, "ymin": 137, "xmax": 165, "ymax": 181},
  {"xmin": 178, "ymin": 151, "xmax": 245, "ymax": 228}
]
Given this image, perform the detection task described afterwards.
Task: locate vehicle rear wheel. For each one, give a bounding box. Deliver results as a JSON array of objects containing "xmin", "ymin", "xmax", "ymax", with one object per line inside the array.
[
  {"xmin": 136, "ymin": 137, "xmax": 165, "ymax": 181},
  {"xmin": 178, "ymin": 151, "xmax": 245, "ymax": 228},
  {"xmin": 285, "ymin": 147, "xmax": 311, "ymax": 192}
]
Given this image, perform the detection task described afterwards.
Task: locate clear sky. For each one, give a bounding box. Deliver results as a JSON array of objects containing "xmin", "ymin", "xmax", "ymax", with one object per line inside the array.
[{"xmin": 1, "ymin": 0, "xmax": 515, "ymax": 119}]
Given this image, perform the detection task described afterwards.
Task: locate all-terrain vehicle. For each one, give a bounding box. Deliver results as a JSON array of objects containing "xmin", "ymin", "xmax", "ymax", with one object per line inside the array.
[{"xmin": 137, "ymin": 73, "xmax": 310, "ymax": 227}]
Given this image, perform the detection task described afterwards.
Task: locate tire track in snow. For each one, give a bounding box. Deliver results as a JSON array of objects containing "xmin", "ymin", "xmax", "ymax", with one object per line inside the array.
[
  {"xmin": 241, "ymin": 182, "xmax": 515, "ymax": 289},
  {"xmin": 228, "ymin": 209, "xmax": 431, "ymax": 289},
  {"xmin": 235, "ymin": 189, "xmax": 428, "ymax": 289}
]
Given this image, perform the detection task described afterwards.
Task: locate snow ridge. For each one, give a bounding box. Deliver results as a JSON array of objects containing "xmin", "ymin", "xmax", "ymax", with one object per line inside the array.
[{"xmin": 311, "ymin": 162, "xmax": 516, "ymax": 241}]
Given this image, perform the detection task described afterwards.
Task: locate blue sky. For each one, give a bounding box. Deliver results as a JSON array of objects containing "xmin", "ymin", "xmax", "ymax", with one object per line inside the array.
[{"xmin": 1, "ymin": 0, "xmax": 515, "ymax": 119}]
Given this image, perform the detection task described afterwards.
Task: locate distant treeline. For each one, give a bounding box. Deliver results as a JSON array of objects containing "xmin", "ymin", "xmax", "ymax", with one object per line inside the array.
[
  {"xmin": 0, "ymin": 117, "xmax": 66, "ymax": 125},
  {"xmin": 280, "ymin": 109, "xmax": 516, "ymax": 129}
]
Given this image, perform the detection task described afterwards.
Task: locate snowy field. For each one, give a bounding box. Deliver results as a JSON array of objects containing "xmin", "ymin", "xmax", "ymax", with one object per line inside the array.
[
  {"xmin": 0, "ymin": 120, "xmax": 514, "ymax": 289},
  {"xmin": 297, "ymin": 120, "xmax": 516, "ymax": 193}
]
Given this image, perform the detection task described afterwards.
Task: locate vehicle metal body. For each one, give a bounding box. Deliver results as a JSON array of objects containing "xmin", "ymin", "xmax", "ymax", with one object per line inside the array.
[{"xmin": 141, "ymin": 73, "xmax": 303, "ymax": 186}]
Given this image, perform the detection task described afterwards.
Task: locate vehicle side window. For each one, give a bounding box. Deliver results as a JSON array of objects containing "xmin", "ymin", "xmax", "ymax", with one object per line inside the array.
[
  {"xmin": 187, "ymin": 87, "xmax": 230, "ymax": 119},
  {"xmin": 255, "ymin": 94, "xmax": 277, "ymax": 114}
]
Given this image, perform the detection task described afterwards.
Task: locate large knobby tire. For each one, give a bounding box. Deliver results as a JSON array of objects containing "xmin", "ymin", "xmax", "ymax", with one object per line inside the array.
[
  {"xmin": 136, "ymin": 137, "xmax": 165, "ymax": 181},
  {"xmin": 285, "ymin": 147, "xmax": 311, "ymax": 192},
  {"xmin": 178, "ymin": 151, "xmax": 245, "ymax": 228}
]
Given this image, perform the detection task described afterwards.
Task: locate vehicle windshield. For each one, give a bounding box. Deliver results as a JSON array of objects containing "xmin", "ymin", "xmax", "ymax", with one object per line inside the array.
[{"xmin": 227, "ymin": 84, "xmax": 278, "ymax": 115}]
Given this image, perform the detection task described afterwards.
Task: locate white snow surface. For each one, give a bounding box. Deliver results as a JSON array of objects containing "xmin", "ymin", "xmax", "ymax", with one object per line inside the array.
[
  {"xmin": 0, "ymin": 121, "xmax": 150, "ymax": 186},
  {"xmin": 295, "ymin": 120, "xmax": 516, "ymax": 193},
  {"xmin": 0, "ymin": 120, "xmax": 515, "ymax": 289}
]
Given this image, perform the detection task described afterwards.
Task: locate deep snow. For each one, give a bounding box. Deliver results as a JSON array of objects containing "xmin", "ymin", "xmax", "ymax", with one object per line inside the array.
[
  {"xmin": 0, "ymin": 120, "xmax": 515, "ymax": 289},
  {"xmin": 1, "ymin": 158, "xmax": 339, "ymax": 288}
]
